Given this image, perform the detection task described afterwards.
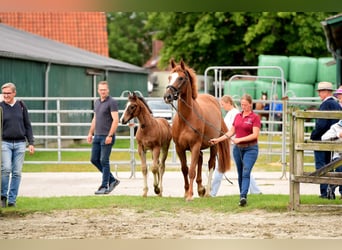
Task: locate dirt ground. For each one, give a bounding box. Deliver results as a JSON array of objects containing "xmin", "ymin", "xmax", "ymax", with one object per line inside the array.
[{"xmin": 1, "ymin": 207, "xmax": 341, "ymax": 239}]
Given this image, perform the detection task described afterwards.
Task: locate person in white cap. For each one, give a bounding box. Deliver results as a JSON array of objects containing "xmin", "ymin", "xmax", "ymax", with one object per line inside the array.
[
  {"xmin": 310, "ymin": 81, "xmax": 341, "ymax": 199},
  {"xmin": 333, "ymin": 85, "xmax": 342, "ymax": 108}
]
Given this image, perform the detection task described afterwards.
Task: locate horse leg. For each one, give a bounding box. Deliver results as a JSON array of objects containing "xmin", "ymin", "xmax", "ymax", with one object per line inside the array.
[
  {"xmin": 158, "ymin": 145, "xmax": 169, "ymax": 197},
  {"xmin": 151, "ymin": 147, "xmax": 162, "ymax": 196},
  {"xmin": 176, "ymin": 147, "xmax": 189, "ymax": 199},
  {"xmin": 196, "ymin": 150, "xmax": 206, "ymax": 197},
  {"xmin": 138, "ymin": 145, "xmax": 148, "ymax": 197},
  {"xmin": 187, "ymin": 145, "xmax": 201, "ymax": 201}
]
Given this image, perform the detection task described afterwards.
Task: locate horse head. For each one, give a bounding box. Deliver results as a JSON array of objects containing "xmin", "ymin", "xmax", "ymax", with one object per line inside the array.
[
  {"xmin": 164, "ymin": 59, "xmax": 197, "ymax": 104},
  {"xmin": 261, "ymin": 91, "xmax": 268, "ymax": 100},
  {"xmin": 120, "ymin": 91, "xmax": 148, "ymax": 124}
]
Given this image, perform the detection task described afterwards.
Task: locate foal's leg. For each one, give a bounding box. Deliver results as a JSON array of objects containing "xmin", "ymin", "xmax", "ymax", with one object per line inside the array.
[
  {"xmin": 151, "ymin": 147, "xmax": 162, "ymax": 196},
  {"xmin": 138, "ymin": 144, "xmax": 148, "ymax": 197},
  {"xmin": 158, "ymin": 144, "xmax": 169, "ymax": 197}
]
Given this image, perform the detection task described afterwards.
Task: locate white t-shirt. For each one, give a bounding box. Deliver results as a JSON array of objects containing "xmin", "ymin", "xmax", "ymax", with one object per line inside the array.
[{"xmin": 224, "ymin": 107, "xmax": 240, "ymax": 141}]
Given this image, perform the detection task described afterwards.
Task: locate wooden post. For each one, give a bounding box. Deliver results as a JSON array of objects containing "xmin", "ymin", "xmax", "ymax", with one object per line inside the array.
[{"xmin": 289, "ymin": 109, "xmax": 342, "ymax": 210}]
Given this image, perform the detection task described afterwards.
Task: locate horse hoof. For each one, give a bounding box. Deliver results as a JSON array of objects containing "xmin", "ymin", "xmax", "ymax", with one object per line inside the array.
[
  {"xmin": 198, "ymin": 188, "xmax": 206, "ymax": 197},
  {"xmin": 154, "ymin": 187, "xmax": 160, "ymax": 195},
  {"xmin": 185, "ymin": 196, "xmax": 194, "ymax": 202}
]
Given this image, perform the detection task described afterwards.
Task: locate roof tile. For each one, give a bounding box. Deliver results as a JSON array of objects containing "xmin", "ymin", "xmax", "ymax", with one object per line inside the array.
[{"xmin": 0, "ymin": 12, "xmax": 108, "ymax": 57}]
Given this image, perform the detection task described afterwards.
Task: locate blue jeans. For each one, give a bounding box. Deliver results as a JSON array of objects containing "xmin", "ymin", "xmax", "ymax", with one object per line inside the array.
[
  {"xmin": 90, "ymin": 135, "xmax": 116, "ymax": 188},
  {"xmin": 1, "ymin": 141, "xmax": 26, "ymax": 204},
  {"xmin": 210, "ymin": 164, "xmax": 223, "ymax": 197},
  {"xmin": 233, "ymin": 144, "xmax": 258, "ymax": 199},
  {"xmin": 314, "ymin": 150, "xmax": 331, "ymax": 197}
]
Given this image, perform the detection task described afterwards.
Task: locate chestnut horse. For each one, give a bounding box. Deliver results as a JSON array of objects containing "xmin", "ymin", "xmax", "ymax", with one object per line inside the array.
[
  {"xmin": 163, "ymin": 59, "xmax": 231, "ymax": 201},
  {"xmin": 120, "ymin": 92, "xmax": 172, "ymax": 197}
]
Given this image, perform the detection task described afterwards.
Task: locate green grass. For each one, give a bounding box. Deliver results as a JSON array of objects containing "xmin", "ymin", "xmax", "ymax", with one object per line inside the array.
[
  {"xmin": 6, "ymin": 134, "xmax": 338, "ymax": 219},
  {"xmin": 1, "ymin": 194, "xmax": 341, "ymax": 218}
]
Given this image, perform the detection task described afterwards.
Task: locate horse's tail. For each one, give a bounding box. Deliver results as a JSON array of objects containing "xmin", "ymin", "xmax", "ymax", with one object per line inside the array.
[
  {"xmin": 217, "ymin": 139, "xmax": 231, "ymax": 173},
  {"xmin": 217, "ymin": 118, "xmax": 231, "ymax": 173}
]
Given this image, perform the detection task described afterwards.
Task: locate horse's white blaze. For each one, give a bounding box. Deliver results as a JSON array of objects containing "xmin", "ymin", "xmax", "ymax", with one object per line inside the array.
[
  {"xmin": 169, "ymin": 72, "xmax": 179, "ymax": 84},
  {"xmin": 119, "ymin": 101, "xmax": 132, "ymax": 123}
]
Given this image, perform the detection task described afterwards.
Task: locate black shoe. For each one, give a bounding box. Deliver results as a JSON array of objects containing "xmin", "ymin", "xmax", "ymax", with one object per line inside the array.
[
  {"xmin": 106, "ymin": 179, "xmax": 120, "ymax": 194},
  {"xmin": 1, "ymin": 196, "xmax": 7, "ymax": 208},
  {"xmin": 318, "ymin": 195, "xmax": 328, "ymax": 199},
  {"xmin": 327, "ymin": 192, "xmax": 336, "ymax": 200},
  {"xmin": 239, "ymin": 198, "xmax": 247, "ymax": 207},
  {"xmin": 7, "ymin": 203, "xmax": 16, "ymax": 207}
]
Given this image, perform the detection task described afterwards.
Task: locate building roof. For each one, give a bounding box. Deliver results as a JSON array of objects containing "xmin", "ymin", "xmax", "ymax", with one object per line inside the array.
[
  {"xmin": 0, "ymin": 23, "xmax": 148, "ymax": 74},
  {"xmin": 0, "ymin": 12, "xmax": 109, "ymax": 57}
]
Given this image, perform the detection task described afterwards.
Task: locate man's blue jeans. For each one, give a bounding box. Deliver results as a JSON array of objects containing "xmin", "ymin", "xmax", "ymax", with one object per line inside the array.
[
  {"xmin": 90, "ymin": 135, "xmax": 116, "ymax": 188},
  {"xmin": 1, "ymin": 140, "xmax": 26, "ymax": 204},
  {"xmin": 233, "ymin": 144, "xmax": 258, "ymax": 199}
]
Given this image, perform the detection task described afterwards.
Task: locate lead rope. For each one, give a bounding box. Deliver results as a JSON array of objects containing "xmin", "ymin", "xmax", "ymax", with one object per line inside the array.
[
  {"xmin": 170, "ymin": 98, "xmax": 234, "ymax": 185},
  {"xmin": 170, "ymin": 97, "xmax": 227, "ymax": 141},
  {"xmin": 170, "ymin": 101, "xmax": 211, "ymax": 140}
]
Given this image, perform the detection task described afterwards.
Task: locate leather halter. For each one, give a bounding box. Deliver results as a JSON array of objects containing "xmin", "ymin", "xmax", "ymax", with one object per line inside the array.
[{"xmin": 165, "ymin": 70, "xmax": 190, "ymax": 100}]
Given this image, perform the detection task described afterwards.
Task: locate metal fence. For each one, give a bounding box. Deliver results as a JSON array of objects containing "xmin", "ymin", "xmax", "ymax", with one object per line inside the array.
[{"xmin": 6, "ymin": 95, "xmax": 318, "ymax": 179}]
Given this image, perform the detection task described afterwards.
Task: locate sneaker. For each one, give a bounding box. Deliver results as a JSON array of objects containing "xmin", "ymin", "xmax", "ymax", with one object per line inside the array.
[
  {"xmin": 239, "ymin": 198, "xmax": 247, "ymax": 207},
  {"xmin": 1, "ymin": 196, "xmax": 6, "ymax": 208},
  {"xmin": 106, "ymin": 179, "xmax": 120, "ymax": 194},
  {"xmin": 94, "ymin": 187, "xmax": 108, "ymax": 195},
  {"xmin": 327, "ymin": 185, "xmax": 336, "ymax": 200}
]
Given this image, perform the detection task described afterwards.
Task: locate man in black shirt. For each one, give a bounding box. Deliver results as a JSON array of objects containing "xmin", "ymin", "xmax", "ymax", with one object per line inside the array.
[{"xmin": 87, "ymin": 81, "xmax": 120, "ymax": 195}]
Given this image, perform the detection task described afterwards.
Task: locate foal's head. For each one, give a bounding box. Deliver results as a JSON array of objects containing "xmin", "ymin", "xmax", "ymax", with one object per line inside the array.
[{"xmin": 120, "ymin": 92, "xmax": 152, "ymax": 124}]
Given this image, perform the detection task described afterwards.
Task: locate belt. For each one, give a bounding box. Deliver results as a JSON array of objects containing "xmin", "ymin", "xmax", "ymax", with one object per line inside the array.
[
  {"xmin": 236, "ymin": 141, "xmax": 257, "ymax": 148},
  {"xmin": 3, "ymin": 139, "xmax": 26, "ymax": 143}
]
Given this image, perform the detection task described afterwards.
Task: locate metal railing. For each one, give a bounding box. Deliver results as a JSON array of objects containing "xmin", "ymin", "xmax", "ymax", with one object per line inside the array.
[{"xmin": 11, "ymin": 95, "xmax": 317, "ymax": 179}]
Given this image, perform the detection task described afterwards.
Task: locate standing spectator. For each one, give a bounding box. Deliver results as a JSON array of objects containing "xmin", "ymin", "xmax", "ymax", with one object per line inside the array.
[
  {"xmin": 333, "ymin": 86, "xmax": 342, "ymax": 108},
  {"xmin": 87, "ymin": 81, "xmax": 120, "ymax": 195},
  {"xmin": 210, "ymin": 95, "xmax": 261, "ymax": 197},
  {"xmin": 270, "ymin": 94, "xmax": 283, "ymax": 131},
  {"xmin": 310, "ymin": 81, "xmax": 341, "ymax": 199},
  {"xmin": 321, "ymin": 119, "xmax": 342, "ymax": 200},
  {"xmin": 1, "ymin": 82, "xmax": 35, "ymax": 208},
  {"xmin": 210, "ymin": 94, "xmax": 261, "ymax": 206}
]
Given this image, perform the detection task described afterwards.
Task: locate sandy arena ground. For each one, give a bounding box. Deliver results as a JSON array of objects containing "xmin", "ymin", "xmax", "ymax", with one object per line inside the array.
[{"xmin": 0, "ymin": 171, "xmax": 341, "ymax": 239}]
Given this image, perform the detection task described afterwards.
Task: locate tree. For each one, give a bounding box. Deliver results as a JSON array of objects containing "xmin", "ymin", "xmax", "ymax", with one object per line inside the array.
[
  {"xmin": 145, "ymin": 12, "xmax": 338, "ymax": 74},
  {"xmin": 106, "ymin": 12, "xmax": 153, "ymax": 67}
]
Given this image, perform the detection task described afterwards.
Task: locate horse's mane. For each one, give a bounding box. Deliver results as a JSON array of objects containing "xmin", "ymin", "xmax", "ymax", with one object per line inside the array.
[
  {"xmin": 134, "ymin": 94, "xmax": 153, "ymax": 114},
  {"xmin": 171, "ymin": 59, "xmax": 198, "ymax": 99}
]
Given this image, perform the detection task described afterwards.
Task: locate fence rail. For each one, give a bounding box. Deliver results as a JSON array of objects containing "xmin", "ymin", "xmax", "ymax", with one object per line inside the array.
[{"xmin": 3, "ymin": 96, "xmax": 318, "ymax": 178}]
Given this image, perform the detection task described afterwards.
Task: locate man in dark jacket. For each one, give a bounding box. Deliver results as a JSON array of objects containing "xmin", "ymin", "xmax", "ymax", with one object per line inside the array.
[
  {"xmin": 1, "ymin": 82, "xmax": 35, "ymax": 208},
  {"xmin": 310, "ymin": 81, "xmax": 341, "ymax": 198}
]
